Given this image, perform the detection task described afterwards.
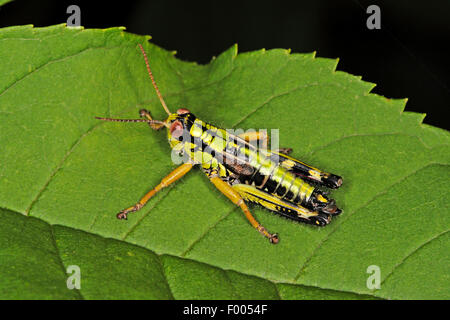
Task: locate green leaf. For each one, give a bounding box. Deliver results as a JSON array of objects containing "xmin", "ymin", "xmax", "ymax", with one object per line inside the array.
[
  {"xmin": 0, "ymin": 24, "xmax": 449, "ymax": 300},
  {"xmin": 0, "ymin": 0, "xmax": 13, "ymax": 7}
]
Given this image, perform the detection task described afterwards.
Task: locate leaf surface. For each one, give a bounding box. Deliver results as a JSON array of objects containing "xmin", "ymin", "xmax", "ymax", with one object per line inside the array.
[{"xmin": 0, "ymin": 24, "xmax": 449, "ymax": 299}]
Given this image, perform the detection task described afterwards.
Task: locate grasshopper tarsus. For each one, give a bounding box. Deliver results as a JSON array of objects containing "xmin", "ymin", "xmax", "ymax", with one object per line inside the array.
[
  {"xmin": 310, "ymin": 213, "xmax": 332, "ymax": 226},
  {"xmin": 117, "ymin": 211, "xmax": 128, "ymax": 220},
  {"xmin": 269, "ymin": 234, "xmax": 279, "ymax": 244},
  {"xmin": 116, "ymin": 203, "xmax": 143, "ymax": 220}
]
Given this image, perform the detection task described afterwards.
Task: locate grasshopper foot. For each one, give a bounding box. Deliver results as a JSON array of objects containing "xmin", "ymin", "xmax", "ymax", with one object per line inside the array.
[
  {"xmin": 257, "ymin": 225, "xmax": 279, "ymax": 244},
  {"xmin": 117, "ymin": 211, "xmax": 128, "ymax": 220},
  {"xmin": 310, "ymin": 192, "xmax": 342, "ymax": 216},
  {"xmin": 321, "ymin": 199, "xmax": 342, "ymax": 216},
  {"xmin": 116, "ymin": 203, "xmax": 143, "ymax": 220},
  {"xmin": 310, "ymin": 213, "xmax": 331, "ymax": 226},
  {"xmin": 269, "ymin": 233, "xmax": 279, "ymax": 244}
]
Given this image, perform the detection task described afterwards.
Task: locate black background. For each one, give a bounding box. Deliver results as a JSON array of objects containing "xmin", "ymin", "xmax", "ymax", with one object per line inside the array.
[{"xmin": 1, "ymin": 0, "xmax": 449, "ymax": 130}]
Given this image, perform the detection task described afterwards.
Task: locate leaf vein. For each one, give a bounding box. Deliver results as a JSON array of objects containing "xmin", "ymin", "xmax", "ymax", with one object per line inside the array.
[
  {"xmin": 49, "ymin": 224, "xmax": 85, "ymax": 300},
  {"xmin": 181, "ymin": 207, "xmax": 237, "ymax": 257},
  {"xmin": 0, "ymin": 45, "xmax": 125, "ymax": 99},
  {"xmin": 380, "ymin": 229, "xmax": 449, "ymax": 286},
  {"xmin": 156, "ymin": 255, "xmax": 176, "ymax": 300},
  {"xmin": 26, "ymin": 123, "xmax": 101, "ymax": 215}
]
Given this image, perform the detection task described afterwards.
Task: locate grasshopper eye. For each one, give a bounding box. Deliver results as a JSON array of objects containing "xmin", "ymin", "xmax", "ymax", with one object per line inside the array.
[{"xmin": 170, "ymin": 120, "xmax": 184, "ymax": 140}]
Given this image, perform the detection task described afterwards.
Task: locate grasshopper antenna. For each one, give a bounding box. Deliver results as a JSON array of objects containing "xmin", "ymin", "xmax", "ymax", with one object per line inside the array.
[
  {"xmin": 138, "ymin": 44, "xmax": 171, "ymax": 116},
  {"xmin": 95, "ymin": 117, "xmax": 170, "ymax": 128}
]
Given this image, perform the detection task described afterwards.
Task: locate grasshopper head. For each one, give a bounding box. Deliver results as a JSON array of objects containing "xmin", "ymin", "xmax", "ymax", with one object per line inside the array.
[{"xmin": 167, "ymin": 108, "xmax": 195, "ymax": 148}]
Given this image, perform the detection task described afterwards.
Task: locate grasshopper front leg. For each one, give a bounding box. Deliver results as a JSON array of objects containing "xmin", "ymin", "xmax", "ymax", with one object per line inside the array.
[
  {"xmin": 117, "ymin": 162, "xmax": 193, "ymax": 219},
  {"xmin": 139, "ymin": 108, "xmax": 166, "ymax": 130},
  {"xmin": 207, "ymin": 170, "xmax": 279, "ymax": 244}
]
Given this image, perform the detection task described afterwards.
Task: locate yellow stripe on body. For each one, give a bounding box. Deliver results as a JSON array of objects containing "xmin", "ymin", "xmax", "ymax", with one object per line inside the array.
[
  {"xmin": 271, "ymin": 166, "xmax": 287, "ymax": 192},
  {"xmin": 233, "ymin": 184, "xmax": 317, "ymax": 218},
  {"xmin": 277, "ymin": 152, "xmax": 321, "ymax": 171},
  {"xmin": 290, "ymin": 178, "xmax": 305, "ymax": 201},
  {"xmin": 279, "ymin": 172, "xmax": 295, "ymax": 197},
  {"xmin": 259, "ymin": 158, "xmax": 277, "ymax": 177},
  {"xmin": 190, "ymin": 121, "xmax": 203, "ymax": 137},
  {"xmin": 276, "ymin": 151, "xmax": 327, "ymax": 180}
]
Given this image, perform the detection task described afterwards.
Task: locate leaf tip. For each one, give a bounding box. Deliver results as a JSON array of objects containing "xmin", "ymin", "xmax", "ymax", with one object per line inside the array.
[
  {"xmin": 332, "ymin": 57, "xmax": 340, "ymax": 72},
  {"xmin": 232, "ymin": 43, "xmax": 238, "ymax": 57},
  {"xmin": 398, "ymin": 97, "xmax": 409, "ymax": 113},
  {"xmin": 63, "ymin": 23, "xmax": 84, "ymax": 30},
  {"xmin": 420, "ymin": 113, "xmax": 427, "ymax": 124}
]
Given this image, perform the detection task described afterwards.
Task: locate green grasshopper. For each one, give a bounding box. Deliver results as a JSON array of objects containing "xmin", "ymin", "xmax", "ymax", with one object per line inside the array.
[{"xmin": 96, "ymin": 44, "xmax": 343, "ymax": 244}]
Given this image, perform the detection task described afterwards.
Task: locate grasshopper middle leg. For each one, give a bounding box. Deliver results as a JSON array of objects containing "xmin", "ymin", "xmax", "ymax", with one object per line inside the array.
[{"xmin": 237, "ymin": 131, "xmax": 292, "ymax": 154}]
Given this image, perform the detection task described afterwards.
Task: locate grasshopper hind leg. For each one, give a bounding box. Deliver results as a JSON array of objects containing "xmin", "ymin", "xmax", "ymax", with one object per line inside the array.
[
  {"xmin": 232, "ymin": 184, "xmax": 333, "ymax": 227},
  {"xmin": 207, "ymin": 172, "xmax": 279, "ymax": 244}
]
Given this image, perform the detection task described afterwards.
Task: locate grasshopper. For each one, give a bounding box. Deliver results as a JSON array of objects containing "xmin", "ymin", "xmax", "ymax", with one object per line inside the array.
[{"xmin": 96, "ymin": 44, "xmax": 343, "ymax": 244}]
